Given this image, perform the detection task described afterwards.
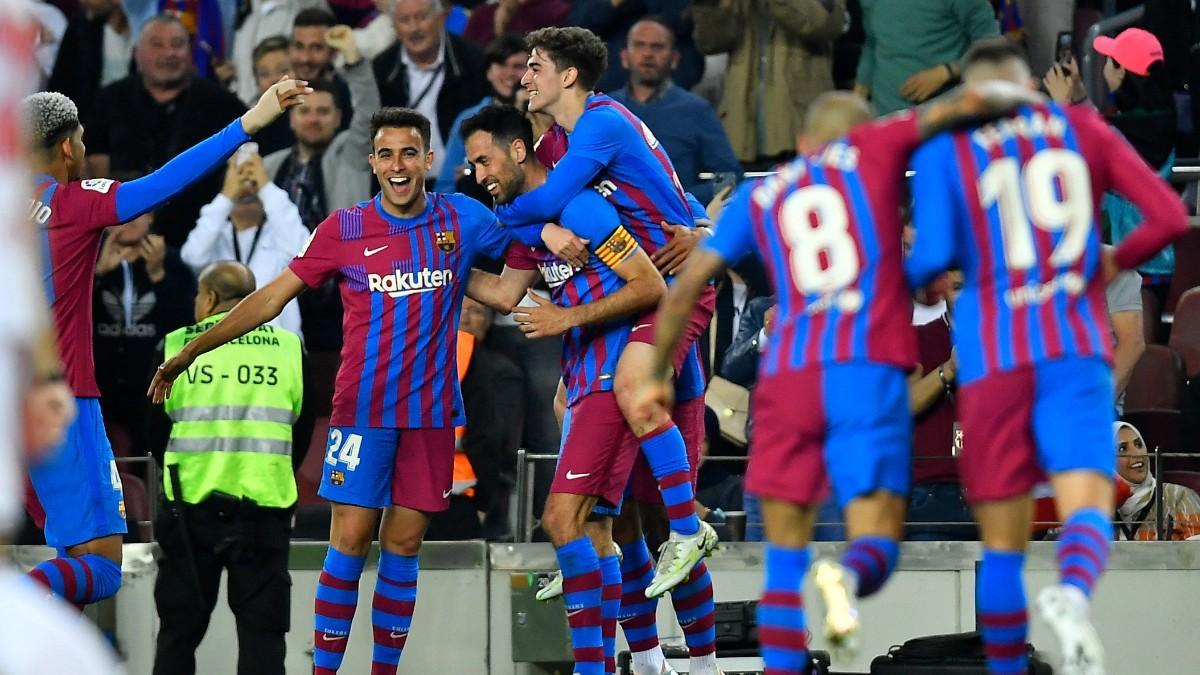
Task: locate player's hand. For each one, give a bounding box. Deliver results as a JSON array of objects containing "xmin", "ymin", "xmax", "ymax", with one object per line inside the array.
[
  {"xmin": 630, "ymin": 376, "xmax": 675, "ymax": 425},
  {"xmin": 241, "ymin": 76, "xmax": 313, "ymax": 135},
  {"xmin": 900, "ymin": 65, "xmax": 952, "ymax": 103},
  {"xmin": 512, "ymin": 291, "xmax": 575, "ymax": 338},
  {"xmin": 325, "ymin": 25, "xmax": 362, "ymax": 66},
  {"xmin": 22, "ymin": 380, "xmax": 76, "ymax": 459},
  {"xmin": 542, "ymin": 223, "xmax": 589, "ymax": 267},
  {"xmin": 148, "ymin": 351, "xmax": 195, "ymax": 404},
  {"xmin": 653, "ymin": 222, "xmax": 705, "ymax": 275}
]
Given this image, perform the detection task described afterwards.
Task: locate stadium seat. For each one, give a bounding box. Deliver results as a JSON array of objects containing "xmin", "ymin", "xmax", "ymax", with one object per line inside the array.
[
  {"xmin": 309, "ymin": 351, "xmax": 340, "ymax": 418},
  {"xmin": 1163, "ymin": 223, "xmax": 1200, "ymax": 316},
  {"xmin": 1168, "ymin": 287, "xmax": 1200, "ymax": 377},
  {"xmin": 1141, "ymin": 286, "xmax": 1163, "ymax": 344},
  {"xmin": 1124, "ymin": 345, "xmax": 1187, "ymax": 411},
  {"xmin": 1161, "ymin": 470, "xmax": 1200, "ymax": 496},
  {"xmin": 1123, "ymin": 408, "xmax": 1184, "ymax": 455},
  {"xmin": 297, "ymin": 416, "xmax": 330, "ymax": 505}
]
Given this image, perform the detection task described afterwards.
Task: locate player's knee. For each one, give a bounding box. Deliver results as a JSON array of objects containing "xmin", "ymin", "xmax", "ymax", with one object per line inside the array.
[
  {"xmin": 379, "ymin": 530, "xmax": 423, "ymax": 557},
  {"xmin": 541, "ymin": 501, "xmax": 582, "ymax": 547}
]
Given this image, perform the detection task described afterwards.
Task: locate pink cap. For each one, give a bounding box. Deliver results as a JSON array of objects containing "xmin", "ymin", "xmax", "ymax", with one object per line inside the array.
[{"xmin": 1093, "ymin": 27, "xmax": 1164, "ymax": 76}]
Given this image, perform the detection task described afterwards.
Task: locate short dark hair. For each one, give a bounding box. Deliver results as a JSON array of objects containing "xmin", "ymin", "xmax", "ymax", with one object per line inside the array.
[
  {"xmin": 460, "ymin": 103, "xmax": 534, "ymax": 154},
  {"xmin": 525, "ymin": 27, "xmax": 607, "ymax": 91},
  {"xmin": 370, "ymin": 107, "xmax": 432, "ymax": 152},
  {"xmin": 963, "ymin": 37, "xmax": 1028, "ymax": 70},
  {"xmin": 484, "ymin": 33, "xmax": 528, "ymax": 68},
  {"xmin": 629, "ymin": 15, "xmax": 677, "ymax": 50},
  {"xmin": 306, "ymin": 78, "xmax": 340, "ymax": 102},
  {"xmin": 252, "ymin": 35, "xmax": 289, "ymax": 67},
  {"xmin": 293, "ymin": 8, "xmax": 337, "ymax": 30}
]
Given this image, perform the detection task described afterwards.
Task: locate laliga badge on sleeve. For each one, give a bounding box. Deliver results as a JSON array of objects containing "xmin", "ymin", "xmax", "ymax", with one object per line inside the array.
[{"xmin": 81, "ymin": 178, "xmax": 114, "ymax": 194}]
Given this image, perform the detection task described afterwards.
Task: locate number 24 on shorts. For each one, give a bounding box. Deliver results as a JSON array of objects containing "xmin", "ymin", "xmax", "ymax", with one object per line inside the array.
[{"xmin": 325, "ymin": 429, "xmax": 362, "ymax": 471}]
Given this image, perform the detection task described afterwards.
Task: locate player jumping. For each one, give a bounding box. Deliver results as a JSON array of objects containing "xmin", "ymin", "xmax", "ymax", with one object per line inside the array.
[
  {"xmin": 149, "ymin": 108, "xmax": 512, "ymax": 675},
  {"xmin": 22, "ymin": 76, "xmax": 308, "ymax": 609},
  {"xmin": 905, "ymin": 39, "xmax": 1187, "ymax": 675}
]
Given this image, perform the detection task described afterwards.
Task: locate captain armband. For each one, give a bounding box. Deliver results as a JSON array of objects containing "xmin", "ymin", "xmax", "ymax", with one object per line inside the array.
[{"xmin": 595, "ymin": 227, "xmax": 639, "ymax": 269}]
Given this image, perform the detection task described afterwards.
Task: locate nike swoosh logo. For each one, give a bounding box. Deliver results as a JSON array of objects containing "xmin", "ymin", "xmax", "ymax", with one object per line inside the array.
[
  {"xmin": 321, "ymin": 634, "xmax": 347, "ymax": 642},
  {"xmin": 565, "ymin": 471, "xmax": 590, "ymax": 480},
  {"xmin": 364, "ymin": 245, "xmax": 389, "ymax": 257},
  {"xmin": 566, "ymin": 609, "xmax": 584, "ymax": 617},
  {"xmin": 632, "ymin": 323, "xmax": 653, "ymax": 331},
  {"xmin": 442, "ymin": 489, "xmax": 453, "ymax": 498},
  {"xmin": 389, "ymin": 631, "xmax": 408, "ymax": 639}
]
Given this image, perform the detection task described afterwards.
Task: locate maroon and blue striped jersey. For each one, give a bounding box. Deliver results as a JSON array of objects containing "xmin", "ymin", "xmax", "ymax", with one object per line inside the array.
[
  {"xmin": 501, "ymin": 94, "xmax": 693, "ymax": 258},
  {"xmin": 905, "ymin": 103, "xmax": 1188, "ymax": 384},
  {"xmin": 505, "ymin": 190, "xmax": 638, "ymax": 406},
  {"xmin": 31, "ymin": 175, "xmax": 122, "ymax": 397},
  {"xmin": 703, "ymin": 113, "xmax": 923, "ymax": 376},
  {"xmin": 289, "ymin": 193, "xmax": 510, "ymax": 428}
]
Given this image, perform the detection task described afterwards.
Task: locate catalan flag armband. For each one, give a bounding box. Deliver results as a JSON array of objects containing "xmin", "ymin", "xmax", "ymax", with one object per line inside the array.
[{"xmin": 595, "ymin": 227, "xmax": 639, "ymax": 269}]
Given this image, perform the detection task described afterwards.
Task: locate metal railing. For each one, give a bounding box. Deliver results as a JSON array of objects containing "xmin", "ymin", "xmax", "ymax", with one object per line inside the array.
[{"xmin": 699, "ymin": 163, "xmax": 1200, "ymax": 184}]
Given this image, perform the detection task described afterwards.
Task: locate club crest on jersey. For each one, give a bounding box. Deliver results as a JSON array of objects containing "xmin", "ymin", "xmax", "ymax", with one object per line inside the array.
[
  {"xmin": 331, "ymin": 470, "xmax": 345, "ymax": 486},
  {"xmin": 436, "ymin": 230, "xmax": 457, "ymax": 252}
]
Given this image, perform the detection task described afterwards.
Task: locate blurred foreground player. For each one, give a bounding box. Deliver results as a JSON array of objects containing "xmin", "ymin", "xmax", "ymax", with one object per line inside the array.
[
  {"xmin": 905, "ymin": 39, "xmax": 1188, "ymax": 675},
  {"xmin": 637, "ymin": 83, "xmax": 1035, "ymax": 673},
  {"xmin": 149, "ymin": 108, "xmax": 512, "ymax": 675},
  {"xmin": 22, "ymin": 74, "xmax": 309, "ymax": 609}
]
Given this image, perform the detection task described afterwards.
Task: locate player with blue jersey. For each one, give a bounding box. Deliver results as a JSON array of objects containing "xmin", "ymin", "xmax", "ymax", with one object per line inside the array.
[
  {"xmin": 635, "ymin": 83, "xmax": 1035, "ymax": 673},
  {"xmin": 21, "ymin": 78, "xmax": 308, "ymax": 609},
  {"xmin": 150, "ymin": 108, "xmax": 512, "ymax": 675},
  {"xmin": 458, "ymin": 103, "xmax": 669, "ymax": 675},
  {"xmin": 904, "ymin": 40, "xmax": 1188, "ymax": 675},
  {"xmin": 499, "ymin": 26, "xmax": 716, "ymax": 605}
]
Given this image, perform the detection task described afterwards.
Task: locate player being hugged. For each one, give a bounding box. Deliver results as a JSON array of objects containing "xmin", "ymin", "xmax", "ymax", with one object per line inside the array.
[
  {"xmin": 22, "ymin": 76, "xmax": 308, "ymax": 610},
  {"xmin": 149, "ymin": 107, "xmax": 512, "ymax": 675},
  {"xmin": 905, "ymin": 39, "xmax": 1188, "ymax": 675},
  {"xmin": 634, "ymin": 81, "xmax": 1037, "ymax": 672}
]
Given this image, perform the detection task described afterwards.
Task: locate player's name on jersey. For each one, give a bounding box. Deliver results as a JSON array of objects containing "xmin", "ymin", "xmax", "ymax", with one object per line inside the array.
[
  {"xmin": 751, "ymin": 142, "xmax": 860, "ymax": 208},
  {"xmin": 972, "ymin": 110, "xmax": 1067, "ymax": 149}
]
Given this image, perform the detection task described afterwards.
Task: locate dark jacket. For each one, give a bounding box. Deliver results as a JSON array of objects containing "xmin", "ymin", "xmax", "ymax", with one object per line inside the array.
[
  {"xmin": 48, "ymin": 11, "xmax": 133, "ymax": 122},
  {"xmin": 719, "ymin": 295, "xmax": 775, "ymax": 388},
  {"xmin": 372, "ymin": 32, "xmax": 488, "ymax": 144}
]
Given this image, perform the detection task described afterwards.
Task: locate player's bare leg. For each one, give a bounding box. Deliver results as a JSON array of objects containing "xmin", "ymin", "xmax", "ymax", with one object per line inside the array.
[
  {"xmin": 812, "ymin": 490, "xmax": 906, "ymax": 661},
  {"xmin": 614, "ymin": 343, "xmax": 714, "ymax": 597},
  {"xmin": 1037, "ymin": 471, "xmax": 1112, "ymax": 675},
  {"xmin": 759, "ymin": 498, "xmax": 818, "ymax": 674},
  {"xmin": 65, "ymin": 534, "xmax": 123, "ymax": 566}
]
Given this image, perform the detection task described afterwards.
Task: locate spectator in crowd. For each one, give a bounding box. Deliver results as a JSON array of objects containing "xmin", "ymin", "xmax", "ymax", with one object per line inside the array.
[
  {"xmin": 610, "ymin": 17, "xmax": 741, "ymax": 204},
  {"xmin": 329, "ymin": 0, "xmax": 383, "ymax": 29},
  {"xmin": 30, "ymin": 2, "xmax": 67, "ymax": 89},
  {"xmin": 694, "ymin": 0, "xmax": 846, "ymax": 168},
  {"xmin": 854, "ymin": 0, "xmax": 998, "ymax": 117},
  {"xmin": 124, "ymin": 0, "xmax": 237, "ymax": 82},
  {"xmin": 437, "ymin": 33, "xmax": 527, "ymax": 195},
  {"xmin": 463, "ymin": 0, "xmax": 569, "ymax": 47},
  {"xmin": 183, "ymin": 151, "xmax": 311, "ymax": 336},
  {"xmin": 47, "ymin": 0, "xmax": 132, "ymax": 122},
  {"xmin": 147, "ymin": 261, "xmax": 305, "ymax": 675},
  {"xmin": 232, "ymin": 0, "xmax": 329, "ymax": 105},
  {"xmin": 570, "ymin": 0, "xmax": 705, "ymax": 92},
  {"xmin": 1108, "ymin": 264, "xmax": 1145, "ymax": 416},
  {"xmin": 265, "ymin": 25, "xmax": 376, "ymax": 352},
  {"xmin": 249, "ymin": 36, "xmax": 298, "ymax": 156},
  {"xmin": 291, "ymin": 7, "xmax": 355, "ymax": 128},
  {"xmin": 1115, "ymin": 421, "xmax": 1200, "ymax": 541},
  {"xmin": 264, "ymin": 25, "xmax": 379, "ymax": 225},
  {"xmin": 1015, "ymin": 0, "xmax": 1074, "ymax": 78},
  {"xmin": 93, "ymin": 212, "xmax": 196, "ymax": 458},
  {"xmin": 373, "ymin": 0, "xmax": 488, "ymax": 178},
  {"xmin": 85, "ymin": 14, "xmax": 247, "ymax": 246}
]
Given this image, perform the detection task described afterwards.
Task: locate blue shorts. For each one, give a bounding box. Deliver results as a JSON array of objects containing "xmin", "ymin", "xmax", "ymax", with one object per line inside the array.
[
  {"xmin": 958, "ymin": 357, "xmax": 1114, "ymax": 502},
  {"xmin": 28, "ymin": 398, "xmax": 126, "ymax": 550},
  {"xmin": 319, "ymin": 426, "xmax": 454, "ymax": 513},
  {"xmin": 746, "ymin": 363, "xmax": 912, "ymax": 509}
]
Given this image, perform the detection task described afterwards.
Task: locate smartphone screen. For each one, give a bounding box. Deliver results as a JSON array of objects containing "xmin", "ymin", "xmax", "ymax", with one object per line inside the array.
[{"xmin": 1055, "ymin": 31, "xmax": 1074, "ymax": 66}]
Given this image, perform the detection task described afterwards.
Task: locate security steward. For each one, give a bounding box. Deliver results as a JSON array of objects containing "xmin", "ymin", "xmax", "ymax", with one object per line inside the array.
[{"xmin": 149, "ymin": 261, "xmax": 305, "ymax": 675}]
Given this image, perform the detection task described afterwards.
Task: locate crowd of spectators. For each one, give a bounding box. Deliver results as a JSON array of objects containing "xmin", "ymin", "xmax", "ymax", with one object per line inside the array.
[{"xmin": 16, "ymin": 0, "xmax": 1200, "ymax": 545}]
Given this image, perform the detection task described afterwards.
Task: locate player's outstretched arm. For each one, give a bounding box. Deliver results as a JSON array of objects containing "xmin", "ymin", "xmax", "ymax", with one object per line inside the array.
[
  {"xmin": 915, "ymin": 81, "xmax": 1042, "ymax": 142},
  {"xmin": 496, "ymin": 152, "xmax": 605, "ymax": 230},
  {"xmin": 147, "ymin": 268, "xmax": 307, "ymax": 403},
  {"xmin": 114, "ymin": 78, "xmax": 312, "ymax": 222},
  {"xmin": 466, "ymin": 266, "xmax": 539, "ymax": 315}
]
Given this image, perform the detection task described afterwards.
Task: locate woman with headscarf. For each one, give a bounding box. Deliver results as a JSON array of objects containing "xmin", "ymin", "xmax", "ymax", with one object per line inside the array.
[{"xmin": 1114, "ymin": 421, "xmax": 1200, "ymax": 541}]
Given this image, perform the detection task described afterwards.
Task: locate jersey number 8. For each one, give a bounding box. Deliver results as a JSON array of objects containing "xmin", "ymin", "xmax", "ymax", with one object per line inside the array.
[
  {"xmin": 780, "ymin": 184, "xmax": 861, "ymax": 294},
  {"xmin": 979, "ymin": 148, "xmax": 1092, "ymax": 271}
]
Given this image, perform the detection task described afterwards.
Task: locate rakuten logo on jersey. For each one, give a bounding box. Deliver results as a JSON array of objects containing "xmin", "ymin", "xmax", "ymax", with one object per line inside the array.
[
  {"xmin": 538, "ymin": 261, "xmax": 574, "ymax": 289},
  {"xmin": 368, "ymin": 268, "xmax": 454, "ymax": 298}
]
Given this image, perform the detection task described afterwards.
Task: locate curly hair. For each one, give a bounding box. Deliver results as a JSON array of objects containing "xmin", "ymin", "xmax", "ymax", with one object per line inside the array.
[
  {"xmin": 525, "ymin": 27, "xmax": 607, "ymax": 91},
  {"xmin": 20, "ymin": 92, "xmax": 79, "ymax": 151}
]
